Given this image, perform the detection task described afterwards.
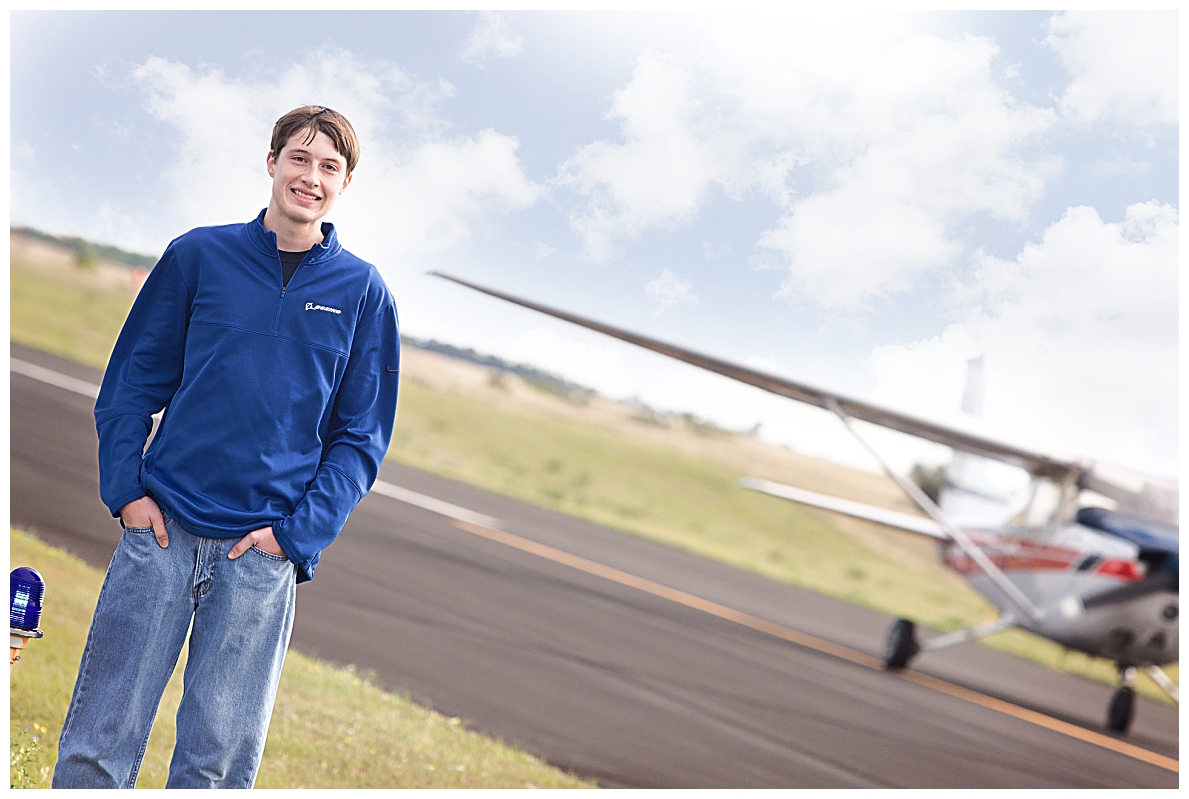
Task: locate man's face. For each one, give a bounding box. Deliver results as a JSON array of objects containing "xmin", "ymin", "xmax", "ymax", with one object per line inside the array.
[{"xmin": 266, "ymin": 129, "xmax": 352, "ymax": 227}]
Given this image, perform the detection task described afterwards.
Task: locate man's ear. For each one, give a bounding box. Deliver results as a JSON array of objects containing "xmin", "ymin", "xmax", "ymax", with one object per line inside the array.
[
  {"xmin": 266, "ymin": 151, "xmax": 276, "ymax": 178},
  {"xmin": 340, "ymin": 172, "xmax": 353, "ymax": 195}
]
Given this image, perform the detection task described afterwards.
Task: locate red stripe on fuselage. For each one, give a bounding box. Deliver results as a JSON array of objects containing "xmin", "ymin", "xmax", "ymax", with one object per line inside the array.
[
  {"xmin": 940, "ymin": 531, "xmax": 1141, "ymax": 581},
  {"xmin": 1093, "ymin": 559, "xmax": 1144, "ymax": 582}
]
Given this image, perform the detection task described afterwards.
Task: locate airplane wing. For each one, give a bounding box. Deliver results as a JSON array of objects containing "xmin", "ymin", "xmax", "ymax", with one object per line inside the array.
[
  {"xmin": 431, "ymin": 272, "xmax": 1177, "ymax": 524},
  {"xmin": 433, "ymin": 273, "xmax": 1073, "ymax": 473},
  {"xmin": 740, "ymin": 477, "xmax": 947, "ymax": 539}
]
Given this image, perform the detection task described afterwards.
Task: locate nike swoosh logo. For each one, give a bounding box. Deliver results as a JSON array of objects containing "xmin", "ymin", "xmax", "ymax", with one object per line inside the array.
[{"xmin": 385, "ymin": 367, "xmax": 399, "ymax": 374}]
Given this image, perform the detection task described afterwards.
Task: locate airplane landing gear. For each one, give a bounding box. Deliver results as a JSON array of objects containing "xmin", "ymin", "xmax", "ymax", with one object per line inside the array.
[
  {"xmin": 1106, "ymin": 665, "xmax": 1137, "ymax": 734},
  {"xmin": 884, "ymin": 618, "xmax": 919, "ymax": 670}
]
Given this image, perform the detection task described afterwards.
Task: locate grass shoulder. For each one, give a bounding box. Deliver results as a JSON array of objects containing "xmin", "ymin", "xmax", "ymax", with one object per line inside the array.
[
  {"xmin": 11, "ymin": 264, "xmax": 133, "ymax": 370},
  {"xmin": 9, "ymin": 528, "xmax": 593, "ymax": 789}
]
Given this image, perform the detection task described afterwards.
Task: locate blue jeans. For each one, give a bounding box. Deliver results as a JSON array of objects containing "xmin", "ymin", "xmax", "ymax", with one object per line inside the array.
[{"xmin": 53, "ymin": 511, "xmax": 296, "ymax": 788}]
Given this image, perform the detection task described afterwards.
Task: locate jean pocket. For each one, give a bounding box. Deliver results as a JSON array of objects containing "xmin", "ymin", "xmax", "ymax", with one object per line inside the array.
[
  {"xmin": 123, "ymin": 525, "xmax": 155, "ymax": 535},
  {"xmin": 250, "ymin": 545, "xmax": 289, "ymax": 563}
]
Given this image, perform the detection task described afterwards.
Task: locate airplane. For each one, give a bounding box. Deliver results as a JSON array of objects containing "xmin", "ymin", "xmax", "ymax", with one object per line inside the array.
[{"xmin": 432, "ymin": 271, "xmax": 1179, "ymax": 736}]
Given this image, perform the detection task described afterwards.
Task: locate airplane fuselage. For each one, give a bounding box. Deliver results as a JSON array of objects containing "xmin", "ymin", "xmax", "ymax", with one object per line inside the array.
[{"xmin": 942, "ymin": 524, "xmax": 1178, "ymax": 667}]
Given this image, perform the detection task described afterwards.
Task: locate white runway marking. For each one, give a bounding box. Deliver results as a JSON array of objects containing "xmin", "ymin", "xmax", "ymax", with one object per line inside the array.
[
  {"xmin": 370, "ymin": 480, "xmax": 502, "ymax": 530},
  {"xmin": 11, "ymin": 358, "xmax": 101, "ymax": 398}
]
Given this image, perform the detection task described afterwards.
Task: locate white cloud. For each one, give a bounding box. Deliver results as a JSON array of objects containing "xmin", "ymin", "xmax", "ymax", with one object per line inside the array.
[
  {"xmin": 348, "ymin": 130, "xmax": 540, "ymax": 260},
  {"xmin": 762, "ymin": 64, "xmax": 1056, "ymax": 309},
  {"xmin": 559, "ymin": 49, "xmax": 751, "ymax": 261},
  {"xmin": 867, "ymin": 201, "xmax": 1179, "ymax": 477},
  {"xmin": 535, "ymin": 242, "xmax": 555, "ymax": 258},
  {"xmin": 131, "ymin": 56, "xmax": 279, "ymax": 226},
  {"xmin": 125, "ymin": 50, "xmax": 540, "ymax": 268},
  {"xmin": 644, "ymin": 269, "xmax": 698, "ymax": 314},
  {"xmin": 559, "ymin": 15, "xmax": 1057, "ymax": 306},
  {"xmin": 459, "ymin": 11, "xmax": 525, "ymax": 65},
  {"xmin": 1044, "ymin": 11, "xmax": 1178, "ymax": 130}
]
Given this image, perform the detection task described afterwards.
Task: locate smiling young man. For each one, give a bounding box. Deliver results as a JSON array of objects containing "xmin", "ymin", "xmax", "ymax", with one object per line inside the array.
[{"xmin": 53, "ymin": 106, "xmax": 400, "ymax": 789}]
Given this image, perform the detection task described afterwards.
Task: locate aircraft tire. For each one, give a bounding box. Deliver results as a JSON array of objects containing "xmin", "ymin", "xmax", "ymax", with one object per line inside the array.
[
  {"xmin": 883, "ymin": 618, "xmax": 919, "ymax": 670},
  {"xmin": 1106, "ymin": 687, "xmax": 1135, "ymax": 734}
]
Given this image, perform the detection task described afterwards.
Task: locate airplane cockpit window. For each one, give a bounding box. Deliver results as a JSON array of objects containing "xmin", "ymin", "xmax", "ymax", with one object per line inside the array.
[
  {"xmin": 1075, "ymin": 489, "xmax": 1119, "ymax": 514},
  {"xmin": 1009, "ymin": 478, "xmax": 1064, "ymax": 529}
]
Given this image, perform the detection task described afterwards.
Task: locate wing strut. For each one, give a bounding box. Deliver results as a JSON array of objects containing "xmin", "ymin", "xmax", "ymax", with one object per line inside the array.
[
  {"xmin": 1144, "ymin": 665, "xmax": 1180, "ymax": 705},
  {"xmin": 823, "ymin": 398, "xmax": 1044, "ymax": 624}
]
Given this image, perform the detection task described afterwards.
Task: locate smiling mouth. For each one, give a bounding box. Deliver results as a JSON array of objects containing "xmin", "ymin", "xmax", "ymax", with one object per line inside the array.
[{"xmin": 291, "ymin": 188, "xmax": 321, "ymax": 202}]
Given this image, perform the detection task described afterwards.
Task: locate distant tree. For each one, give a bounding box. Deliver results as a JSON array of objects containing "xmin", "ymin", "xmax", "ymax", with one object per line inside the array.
[
  {"xmin": 12, "ymin": 226, "xmax": 158, "ymax": 270},
  {"xmin": 910, "ymin": 462, "xmax": 946, "ymax": 505},
  {"xmin": 403, "ymin": 335, "xmax": 595, "ymax": 402},
  {"xmin": 75, "ymin": 244, "xmax": 99, "ymax": 271},
  {"xmin": 680, "ymin": 412, "xmax": 726, "ymax": 436}
]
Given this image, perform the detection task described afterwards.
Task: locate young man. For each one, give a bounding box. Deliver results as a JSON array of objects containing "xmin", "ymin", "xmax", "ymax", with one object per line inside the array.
[{"xmin": 53, "ymin": 106, "xmax": 400, "ymax": 788}]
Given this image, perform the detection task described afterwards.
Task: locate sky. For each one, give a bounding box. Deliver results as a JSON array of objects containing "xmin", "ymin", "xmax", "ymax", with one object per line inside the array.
[{"xmin": 10, "ymin": 10, "xmax": 1180, "ymax": 487}]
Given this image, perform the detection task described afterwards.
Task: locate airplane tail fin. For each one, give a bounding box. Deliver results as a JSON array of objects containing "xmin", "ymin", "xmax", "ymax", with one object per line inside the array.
[{"xmin": 939, "ymin": 357, "xmax": 1014, "ymax": 526}]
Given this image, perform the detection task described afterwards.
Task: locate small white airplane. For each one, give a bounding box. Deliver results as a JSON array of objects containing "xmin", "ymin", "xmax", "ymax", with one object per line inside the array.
[{"xmin": 434, "ymin": 272, "xmax": 1179, "ymax": 735}]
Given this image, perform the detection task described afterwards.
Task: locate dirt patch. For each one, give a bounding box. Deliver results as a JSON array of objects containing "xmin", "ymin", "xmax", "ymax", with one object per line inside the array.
[{"xmin": 11, "ymin": 233, "xmax": 147, "ymax": 296}]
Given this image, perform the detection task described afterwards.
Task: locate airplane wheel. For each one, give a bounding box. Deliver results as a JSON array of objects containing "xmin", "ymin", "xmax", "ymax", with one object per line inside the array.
[
  {"xmin": 884, "ymin": 618, "xmax": 919, "ymax": 670},
  {"xmin": 1106, "ymin": 687, "xmax": 1135, "ymax": 734}
]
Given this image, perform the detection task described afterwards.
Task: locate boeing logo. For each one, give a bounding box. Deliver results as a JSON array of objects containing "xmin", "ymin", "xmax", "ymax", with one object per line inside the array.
[{"xmin": 305, "ymin": 302, "xmax": 342, "ymax": 315}]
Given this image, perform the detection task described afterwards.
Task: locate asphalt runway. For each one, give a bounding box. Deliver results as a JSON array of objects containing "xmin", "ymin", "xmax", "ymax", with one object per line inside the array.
[{"xmin": 9, "ymin": 342, "xmax": 1179, "ymax": 787}]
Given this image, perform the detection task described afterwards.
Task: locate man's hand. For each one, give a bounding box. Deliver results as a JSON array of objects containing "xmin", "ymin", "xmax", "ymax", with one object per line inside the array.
[
  {"xmin": 119, "ymin": 496, "xmax": 169, "ymax": 548},
  {"xmin": 228, "ymin": 526, "xmax": 286, "ymax": 560}
]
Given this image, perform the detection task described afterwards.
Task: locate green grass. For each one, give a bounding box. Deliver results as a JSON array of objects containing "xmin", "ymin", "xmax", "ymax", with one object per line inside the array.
[
  {"xmin": 9, "ymin": 257, "xmax": 1177, "ymax": 707},
  {"xmin": 393, "ymin": 381, "xmax": 990, "ymax": 625},
  {"xmin": 11, "ymin": 265, "xmax": 135, "ymax": 369},
  {"xmin": 9, "ymin": 529, "xmax": 593, "ymax": 789}
]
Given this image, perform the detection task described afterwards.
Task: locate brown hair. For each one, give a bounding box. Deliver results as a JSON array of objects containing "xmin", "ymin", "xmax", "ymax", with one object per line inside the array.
[{"xmin": 270, "ymin": 106, "xmax": 360, "ymax": 175}]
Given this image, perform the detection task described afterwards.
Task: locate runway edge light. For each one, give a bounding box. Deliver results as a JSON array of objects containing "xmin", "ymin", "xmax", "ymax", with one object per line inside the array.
[{"xmin": 11, "ymin": 566, "xmax": 45, "ymax": 671}]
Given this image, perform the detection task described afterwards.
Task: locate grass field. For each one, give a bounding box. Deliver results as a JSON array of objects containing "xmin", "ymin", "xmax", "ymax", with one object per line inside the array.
[
  {"xmin": 10, "ymin": 264, "xmax": 135, "ymax": 370},
  {"xmin": 9, "ymin": 529, "xmax": 593, "ymax": 789},
  {"xmin": 10, "ymin": 239, "xmax": 1177, "ymax": 711}
]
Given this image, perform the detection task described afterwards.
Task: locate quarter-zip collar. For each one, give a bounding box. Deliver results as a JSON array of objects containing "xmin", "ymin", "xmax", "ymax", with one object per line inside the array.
[{"xmin": 246, "ymin": 208, "xmax": 341, "ymax": 264}]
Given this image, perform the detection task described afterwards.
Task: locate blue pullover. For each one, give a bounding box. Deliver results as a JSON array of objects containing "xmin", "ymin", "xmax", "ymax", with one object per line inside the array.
[{"xmin": 95, "ymin": 210, "xmax": 400, "ymax": 582}]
